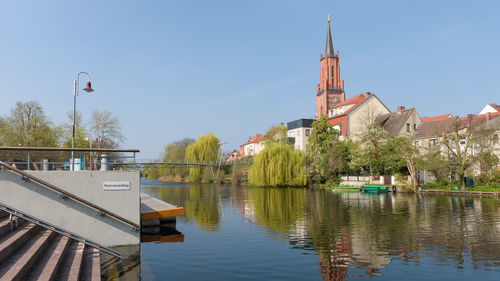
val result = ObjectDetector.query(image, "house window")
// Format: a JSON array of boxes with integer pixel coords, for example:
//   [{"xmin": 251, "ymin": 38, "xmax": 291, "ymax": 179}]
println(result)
[
  {"xmin": 414, "ymin": 124, "xmax": 417, "ymax": 131},
  {"xmin": 406, "ymin": 123, "xmax": 410, "ymax": 132},
  {"xmin": 429, "ymin": 139, "xmax": 437, "ymax": 147},
  {"xmin": 415, "ymin": 141, "xmax": 420, "ymax": 147},
  {"xmin": 305, "ymin": 129, "xmax": 310, "ymax": 136}
]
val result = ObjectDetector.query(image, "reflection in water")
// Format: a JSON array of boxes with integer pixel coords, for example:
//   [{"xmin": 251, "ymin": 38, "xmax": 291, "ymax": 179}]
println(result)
[
  {"xmin": 142, "ymin": 225, "xmax": 185, "ymax": 243},
  {"xmin": 142, "ymin": 181, "xmax": 500, "ymax": 280},
  {"xmin": 101, "ymin": 245, "xmax": 141, "ymax": 281}
]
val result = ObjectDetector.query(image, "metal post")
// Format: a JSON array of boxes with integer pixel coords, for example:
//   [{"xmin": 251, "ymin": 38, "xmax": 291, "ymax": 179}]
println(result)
[
  {"xmin": 72, "ymin": 79, "xmax": 77, "ymax": 171},
  {"xmin": 27, "ymin": 151, "xmax": 30, "ymax": 171}
]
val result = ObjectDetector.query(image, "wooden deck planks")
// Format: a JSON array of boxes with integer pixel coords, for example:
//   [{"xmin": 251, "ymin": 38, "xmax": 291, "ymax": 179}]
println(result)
[{"xmin": 140, "ymin": 193, "xmax": 184, "ymax": 221}]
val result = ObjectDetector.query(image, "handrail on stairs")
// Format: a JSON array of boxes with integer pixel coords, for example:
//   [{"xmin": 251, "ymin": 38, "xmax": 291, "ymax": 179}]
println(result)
[
  {"xmin": 0, "ymin": 161, "xmax": 140, "ymax": 230},
  {"xmin": 0, "ymin": 203, "xmax": 123, "ymax": 259}
]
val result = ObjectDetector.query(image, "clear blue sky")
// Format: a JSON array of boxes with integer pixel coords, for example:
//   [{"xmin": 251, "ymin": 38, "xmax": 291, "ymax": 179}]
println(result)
[{"xmin": 1, "ymin": 0, "xmax": 499, "ymax": 159}]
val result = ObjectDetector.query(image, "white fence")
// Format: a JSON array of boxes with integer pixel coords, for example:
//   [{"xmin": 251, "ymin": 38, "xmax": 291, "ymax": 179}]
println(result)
[{"xmin": 340, "ymin": 175, "xmax": 394, "ymax": 186}]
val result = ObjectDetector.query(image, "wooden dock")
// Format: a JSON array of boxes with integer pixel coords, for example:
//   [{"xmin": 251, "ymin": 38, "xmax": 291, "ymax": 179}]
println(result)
[{"xmin": 140, "ymin": 193, "xmax": 184, "ymax": 222}]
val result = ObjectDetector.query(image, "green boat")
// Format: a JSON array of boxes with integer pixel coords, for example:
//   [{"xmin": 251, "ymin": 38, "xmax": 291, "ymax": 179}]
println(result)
[
  {"xmin": 361, "ymin": 185, "xmax": 390, "ymax": 193},
  {"xmin": 332, "ymin": 186, "xmax": 361, "ymax": 192}
]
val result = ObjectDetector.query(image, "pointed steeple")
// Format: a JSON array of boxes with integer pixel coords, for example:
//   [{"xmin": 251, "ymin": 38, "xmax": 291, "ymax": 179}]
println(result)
[{"xmin": 325, "ymin": 15, "xmax": 334, "ymax": 57}]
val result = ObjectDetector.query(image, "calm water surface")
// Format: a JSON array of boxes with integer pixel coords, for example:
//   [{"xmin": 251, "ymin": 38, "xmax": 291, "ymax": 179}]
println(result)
[{"xmin": 138, "ymin": 180, "xmax": 500, "ymax": 280}]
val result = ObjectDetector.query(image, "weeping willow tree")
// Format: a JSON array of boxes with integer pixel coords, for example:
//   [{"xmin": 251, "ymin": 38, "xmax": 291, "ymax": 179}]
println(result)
[
  {"xmin": 249, "ymin": 142, "xmax": 306, "ymax": 187},
  {"xmin": 185, "ymin": 133, "xmax": 220, "ymax": 182}
]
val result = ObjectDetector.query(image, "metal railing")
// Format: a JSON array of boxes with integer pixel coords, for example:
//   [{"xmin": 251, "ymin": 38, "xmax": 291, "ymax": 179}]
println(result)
[
  {"xmin": 0, "ymin": 147, "xmax": 140, "ymax": 171},
  {"xmin": 0, "ymin": 161, "xmax": 141, "ymax": 231},
  {"xmin": 0, "ymin": 203, "xmax": 123, "ymax": 259},
  {"xmin": 130, "ymin": 158, "xmax": 253, "ymax": 168}
]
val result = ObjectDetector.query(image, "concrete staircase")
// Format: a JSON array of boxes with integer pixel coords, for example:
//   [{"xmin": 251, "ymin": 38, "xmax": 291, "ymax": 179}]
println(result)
[{"xmin": 0, "ymin": 211, "xmax": 100, "ymax": 281}]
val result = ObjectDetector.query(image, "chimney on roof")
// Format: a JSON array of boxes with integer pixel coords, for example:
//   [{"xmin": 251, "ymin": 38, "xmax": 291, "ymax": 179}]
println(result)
[
  {"xmin": 397, "ymin": 106, "xmax": 405, "ymax": 112},
  {"xmin": 467, "ymin": 114, "xmax": 475, "ymax": 125}
]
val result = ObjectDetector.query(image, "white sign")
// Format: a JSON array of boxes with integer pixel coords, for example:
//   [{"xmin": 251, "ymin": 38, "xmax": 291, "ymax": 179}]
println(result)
[{"xmin": 103, "ymin": 181, "xmax": 131, "ymax": 191}]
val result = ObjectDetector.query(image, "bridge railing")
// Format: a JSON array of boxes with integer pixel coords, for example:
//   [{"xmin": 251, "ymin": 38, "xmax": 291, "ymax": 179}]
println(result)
[
  {"xmin": 129, "ymin": 158, "xmax": 253, "ymax": 168},
  {"xmin": 0, "ymin": 147, "xmax": 139, "ymax": 171}
]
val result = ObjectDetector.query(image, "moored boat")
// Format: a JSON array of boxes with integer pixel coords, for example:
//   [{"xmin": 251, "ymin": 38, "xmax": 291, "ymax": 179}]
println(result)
[
  {"xmin": 361, "ymin": 185, "xmax": 390, "ymax": 193},
  {"xmin": 332, "ymin": 186, "xmax": 361, "ymax": 192}
]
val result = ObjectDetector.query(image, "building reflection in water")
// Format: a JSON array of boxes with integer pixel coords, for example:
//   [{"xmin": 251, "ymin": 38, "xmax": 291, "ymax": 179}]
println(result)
[{"xmin": 141, "ymin": 182, "xmax": 500, "ymax": 280}]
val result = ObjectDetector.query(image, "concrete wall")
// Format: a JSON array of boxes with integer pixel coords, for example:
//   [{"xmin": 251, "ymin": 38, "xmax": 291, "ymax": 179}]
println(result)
[{"xmin": 0, "ymin": 171, "xmax": 140, "ymax": 247}]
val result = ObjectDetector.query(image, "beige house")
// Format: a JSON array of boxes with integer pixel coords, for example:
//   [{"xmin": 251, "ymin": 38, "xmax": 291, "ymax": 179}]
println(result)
[
  {"xmin": 327, "ymin": 92, "xmax": 390, "ymax": 141},
  {"xmin": 414, "ymin": 116, "xmax": 457, "ymax": 154},
  {"xmin": 375, "ymin": 106, "xmax": 422, "ymax": 136}
]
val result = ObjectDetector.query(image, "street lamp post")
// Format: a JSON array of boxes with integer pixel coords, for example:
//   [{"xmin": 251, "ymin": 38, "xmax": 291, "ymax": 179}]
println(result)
[{"xmin": 72, "ymin": 71, "xmax": 94, "ymax": 171}]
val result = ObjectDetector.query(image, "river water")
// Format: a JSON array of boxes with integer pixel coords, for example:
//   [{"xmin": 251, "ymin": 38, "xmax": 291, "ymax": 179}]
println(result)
[{"xmin": 137, "ymin": 180, "xmax": 500, "ymax": 280}]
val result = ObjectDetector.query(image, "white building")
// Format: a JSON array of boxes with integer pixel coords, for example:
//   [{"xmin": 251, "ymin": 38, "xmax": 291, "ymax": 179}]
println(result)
[
  {"xmin": 287, "ymin": 119, "xmax": 314, "ymax": 151},
  {"xmin": 479, "ymin": 103, "xmax": 500, "ymax": 115}
]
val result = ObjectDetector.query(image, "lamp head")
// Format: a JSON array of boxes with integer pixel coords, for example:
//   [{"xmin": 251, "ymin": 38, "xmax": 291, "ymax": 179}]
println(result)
[{"xmin": 83, "ymin": 81, "xmax": 94, "ymax": 93}]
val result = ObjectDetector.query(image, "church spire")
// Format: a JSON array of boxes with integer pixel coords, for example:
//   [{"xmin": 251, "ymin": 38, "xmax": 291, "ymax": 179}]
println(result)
[{"xmin": 325, "ymin": 15, "xmax": 334, "ymax": 57}]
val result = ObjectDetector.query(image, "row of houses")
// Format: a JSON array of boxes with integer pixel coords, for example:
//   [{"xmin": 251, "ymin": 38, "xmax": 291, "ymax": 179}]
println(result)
[{"xmin": 227, "ymin": 19, "xmax": 500, "ymax": 177}]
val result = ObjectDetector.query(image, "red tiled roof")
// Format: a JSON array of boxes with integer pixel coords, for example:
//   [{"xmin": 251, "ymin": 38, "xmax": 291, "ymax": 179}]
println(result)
[
  {"xmin": 488, "ymin": 103, "xmax": 500, "ymax": 112},
  {"xmin": 333, "ymin": 93, "xmax": 368, "ymax": 108},
  {"xmin": 458, "ymin": 112, "xmax": 500, "ymax": 128},
  {"xmin": 421, "ymin": 114, "xmax": 451, "ymax": 122},
  {"xmin": 240, "ymin": 133, "xmax": 264, "ymax": 147},
  {"xmin": 327, "ymin": 93, "xmax": 370, "ymax": 119}
]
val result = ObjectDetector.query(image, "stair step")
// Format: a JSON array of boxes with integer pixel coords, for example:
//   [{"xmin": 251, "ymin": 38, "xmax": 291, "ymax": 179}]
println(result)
[
  {"xmin": 80, "ymin": 247, "xmax": 101, "ymax": 281},
  {"xmin": 0, "ymin": 216, "xmax": 11, "ymax": 237},
  {"xmin": 26, "ymin": 235, "xmax": 71, "ymax": 281},
  {"xmin": 0, "ymin": 223, "xmax": 39, "ymax": 264},
  {"xmin": 0, "ymin": 211, "xmax": 9, "ymax": 219},
  {"xmin": 55, "ymin": 240, "xmax": 86, "ymax": 281},
  {"xmin": 0, "ymin": 228, "xmax": 54, "ymax": 281}
]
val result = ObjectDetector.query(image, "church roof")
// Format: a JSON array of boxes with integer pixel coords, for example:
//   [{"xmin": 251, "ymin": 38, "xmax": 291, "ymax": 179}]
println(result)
[{"xmin": 325, "ymin": 20, "xmax": 334, "ymax": 57}]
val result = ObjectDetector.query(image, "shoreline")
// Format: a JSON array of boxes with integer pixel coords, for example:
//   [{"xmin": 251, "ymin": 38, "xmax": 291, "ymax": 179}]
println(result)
[{"xmin": 415, "ymin": 189, "xmax": 500, "ymax": 198}]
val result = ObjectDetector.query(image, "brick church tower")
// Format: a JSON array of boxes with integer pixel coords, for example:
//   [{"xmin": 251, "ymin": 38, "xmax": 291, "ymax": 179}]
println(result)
[{"xmin": 315, "ymin": 17, "xmax": 345, "ymax": 119}]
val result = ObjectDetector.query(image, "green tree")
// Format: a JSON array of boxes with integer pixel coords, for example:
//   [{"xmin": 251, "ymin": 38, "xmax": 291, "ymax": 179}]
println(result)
[
  {"xmin": 158, "ymin": 138, "xmax": 195, "ymax": 180},
  {"xmin": 305, "ymin": 115, "xmax": 340, "ymax": 183},
  {"xmin": 185, "ymin": 133, "xmax": 220, "ymax": 182},
  {"xmin": 6, "ymin": 101, "xmax": 58, "ymax": 147},
  {"xmin": 57, "ymin": 111, "xmax": 89, "ymax": 148},
  {"xmin": 263, "ymin": 123, "xmax": 287, "ymax": 143},
  {"xmin": 420, "ymin": 151, "xmax": 452, "ymax": 185},
  {"xmin": 0, "ymin": 117, "xmax": 11, "ymax": 146},
  {"xmin": 249, "ymin": 141, "xmax": 306, "ymax": 187},
  {"xmin": 442, "ymin": 118, "xmax": 496, "ymax": 190},
  {"xmin": 392, "ymin": 135, "xmax": 420, "ymax": 190},
  {"xmin": 353, "ymin": 124, "xmax": 405, "ymax": 176}
]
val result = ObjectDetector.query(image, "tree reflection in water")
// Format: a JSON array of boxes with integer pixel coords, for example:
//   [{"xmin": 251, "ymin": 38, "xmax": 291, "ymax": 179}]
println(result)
[{"xmin": 142, "ymin": 182, "xmax": 500, "ymax": 279}]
